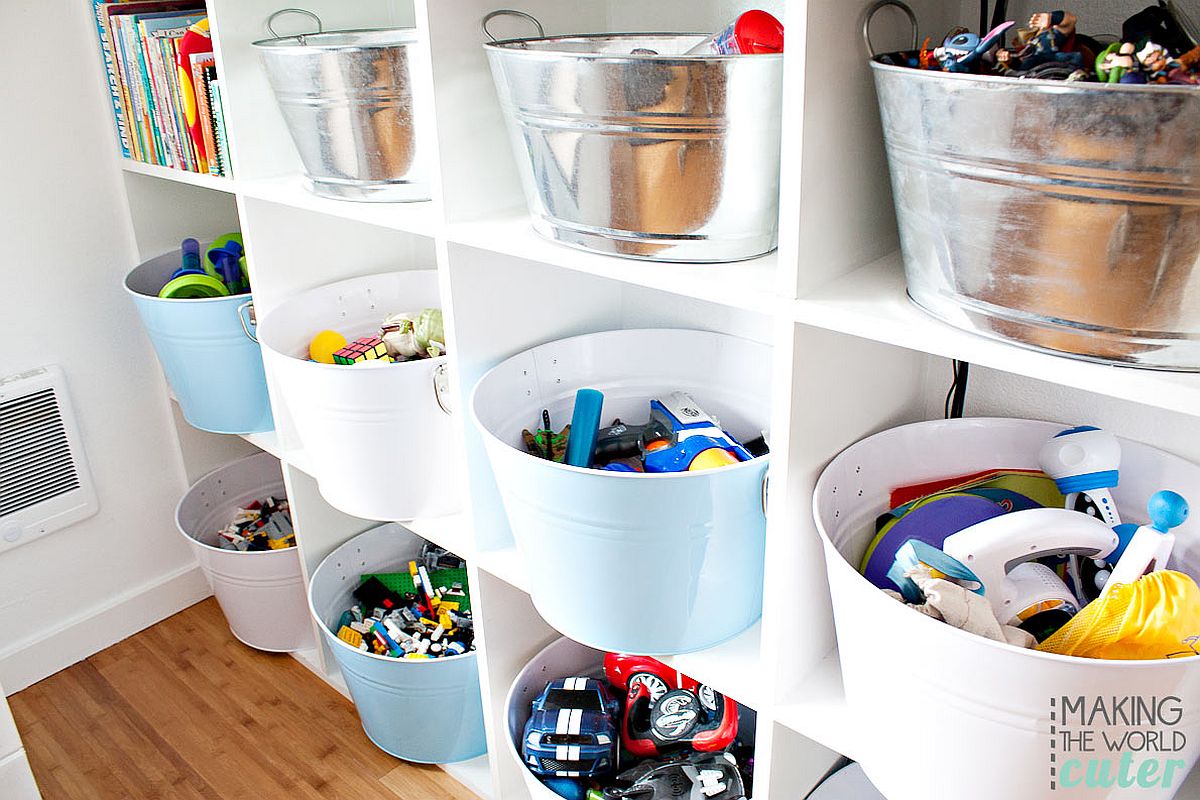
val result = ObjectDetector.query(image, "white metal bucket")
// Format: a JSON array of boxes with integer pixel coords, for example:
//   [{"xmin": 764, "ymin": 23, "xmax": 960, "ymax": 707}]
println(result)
[
  {"xmin": 472, "ymin": 329, "xmax": 771, "ymax": 655},
  {"xmin": 506, "ymin": 637, "xmax": 607, "ymax": 800},
  {"xmin": 257, "ymin": 272, "xmax": 458, "ymax": 521},
  {"xmin": 307, "ymin": 523, "xmax": 486, "ymax": 763},
  {"xmin": 175, "ymin": 453, "xmax": 312, "ymax": 652},
  {"xmin": 814, "ymin": 418, "xmax": 1200, "ymax": 800}
]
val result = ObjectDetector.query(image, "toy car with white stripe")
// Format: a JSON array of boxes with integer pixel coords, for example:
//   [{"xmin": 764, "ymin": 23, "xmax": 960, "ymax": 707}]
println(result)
[{"xmin": 522, "ymin": 677, "xmax": 620, "ymax": 777}]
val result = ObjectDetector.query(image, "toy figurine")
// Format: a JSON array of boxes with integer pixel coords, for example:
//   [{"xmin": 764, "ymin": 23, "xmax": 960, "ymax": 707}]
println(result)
[
  {"xmin": 1169, "ymin": 44, "xmax": 1200, "ymax": 84},
  {"xmin": 934, "ymin": 21, "xmax": 1014, "ymax": 73},
  {"xmin": 996, "ymin": 11, "xmax": 1084, "ymax": 72},
  {"xmin": 380, "ymin": 308, "xmax": 445, "ymax": 360},
  {"xmin": 1096, "ymin": 42, "xmax": 1136, "ymax": 82},
  {"xmin": 1136, "ymin": 42, "xmax": 1179, "ymax": 83}
]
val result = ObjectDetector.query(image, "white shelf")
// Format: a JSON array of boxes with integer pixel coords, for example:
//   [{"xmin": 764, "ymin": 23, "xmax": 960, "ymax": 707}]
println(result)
[
  {"xmin": 237, "ymin": 174, "xmax": 441, "ymax": 236},
  {"xmin": 773, "ymin": 650, "xmax": 863, "ymax": 762},
  {"xmin": 446, "ymin": 211, "xmax": 782, "ymax": 315},
  {"xmin": 440, "ymin": 755, "xmax": 493, "ymax": 800},
  {"xmin": 792, "ymin": 253, "xmax": 1200, "ymax": 418},
  {"xmin": 403, "ymin": 513, "xmax": 476, "ymax": 562},
  {"xmin": 475, "ymin": 545, "xmax": 530, "ymax": 595},
  {"xmin": 238, "ymin": 430, "xmax": 314, "ymax": 476},
  {"xmin": 120, "ymin": 158, "xmax": 237, "ymax": 193},
  {"xmin": 660, "ymin": 621, "xmax": 764, "ymax": 710}
]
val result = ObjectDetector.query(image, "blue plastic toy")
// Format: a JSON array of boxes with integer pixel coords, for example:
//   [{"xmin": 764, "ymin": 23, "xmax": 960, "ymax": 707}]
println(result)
[
  {"xmin": 1104, "ymin": 490, "xmax": 1188, "ymax": 594},
  {"xmin": 565, "ymin": 389, "xmax": 604, "ymax": 468},
  {"xmin": 642, "ymin": 392, "xmax": 751, "ymax": 474},
  {"xmin": 522, "ymin": 677, "xmax": 619, "ymax": 778},
  {"xmin": 158, "ymin": 238, "xmax": 230, "ymax": 299},
  {"xmin": 207, "ymin": 239, "xmax": 247, "ymax": 294},
  {"xmin": 1039, "ymin": 425, "xmax": 1123, "ymax": 526}
]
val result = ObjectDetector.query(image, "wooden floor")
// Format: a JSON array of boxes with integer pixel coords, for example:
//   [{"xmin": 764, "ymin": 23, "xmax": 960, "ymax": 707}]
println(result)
[{"xmin": 8, "ymin": 598, "xmax": 478, "ymax": 800}]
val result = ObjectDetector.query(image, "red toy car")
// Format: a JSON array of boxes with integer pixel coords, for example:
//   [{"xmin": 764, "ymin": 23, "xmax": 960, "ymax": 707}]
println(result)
[{"xmin": 603, "ymin": 653, "xmax": 738, "ymax": 757}]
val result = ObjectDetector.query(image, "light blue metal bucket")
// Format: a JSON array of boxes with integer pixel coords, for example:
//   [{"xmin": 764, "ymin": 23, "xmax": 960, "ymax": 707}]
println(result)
[
  {"xmin": 124, "ymin": 249, "xmax": 273, "ymax": 434},
  {"xmin": 472, "ymin": 329, "xmax": 771, "ymax": 655},
  {"xmin": 308, "ymin": 524, "xmax": 487, "ymax": 763}
]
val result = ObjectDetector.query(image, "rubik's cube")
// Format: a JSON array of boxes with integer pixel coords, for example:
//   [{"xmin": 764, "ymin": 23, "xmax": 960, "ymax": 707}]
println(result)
[{"xmin": 332, "ymin": 336, "xmax": 392, "ymax": 365}]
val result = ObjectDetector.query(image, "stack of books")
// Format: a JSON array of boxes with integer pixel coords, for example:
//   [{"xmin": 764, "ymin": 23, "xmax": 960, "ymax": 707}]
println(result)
[{"xmin": 92, "ymin": 1, "xmax": 231, "ymax": 177}]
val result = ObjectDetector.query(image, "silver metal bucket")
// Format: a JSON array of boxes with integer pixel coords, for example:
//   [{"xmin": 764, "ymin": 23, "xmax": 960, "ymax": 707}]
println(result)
[
  {"xmin": 254, "ymin": 24, "xmax": 427, "ymax": 202},
  {"xmin": 872, "ymin": 59, "xmax": 1200, "ymax": 370},
  {"xmin": 485, "ymin": 33, "xmax": 783, "ymax": 262}
]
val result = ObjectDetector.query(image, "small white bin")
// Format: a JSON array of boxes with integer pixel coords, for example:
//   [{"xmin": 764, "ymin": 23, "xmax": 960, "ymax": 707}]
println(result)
[
  {"xmin": 258, "ymin": 271, "xmax": 459, "ymax": 521},
  {"xmin": 175, "ymin": 453, "xmax": 312, "ymax": 652},
  {"xmin": 815, "ymin": 418, "xmax": 1200, "ymax": 800}
]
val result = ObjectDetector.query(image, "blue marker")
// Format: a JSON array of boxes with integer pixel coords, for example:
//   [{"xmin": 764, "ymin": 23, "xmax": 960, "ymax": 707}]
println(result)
[
  {"xmin": 207, "ymin": 240, "xmax": 246, "ymax": 293},
  {"xmin": 564, "ymin": 389, "xmax": 604, "ymax": 468}
]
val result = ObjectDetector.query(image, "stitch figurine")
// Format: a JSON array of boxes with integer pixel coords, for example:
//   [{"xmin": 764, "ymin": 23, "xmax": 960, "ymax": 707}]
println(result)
[{"xmin": 934, "ymin": 21, "xmax": 1015, "ymax": 73}]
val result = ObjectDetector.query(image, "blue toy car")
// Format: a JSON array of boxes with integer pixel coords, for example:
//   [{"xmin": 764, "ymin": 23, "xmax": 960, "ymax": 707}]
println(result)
[{"xmin": 522, "ymin": 677, "xmax": 620, "ymax": 777}]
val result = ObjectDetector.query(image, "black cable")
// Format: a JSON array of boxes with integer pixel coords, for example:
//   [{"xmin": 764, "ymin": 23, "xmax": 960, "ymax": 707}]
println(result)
[
  {"xmin": 949, "ymin": 360, "xmax": 971, "ymax": 418},
  {"xmin": 980, "ymin": 0, "xmax": 989, "ymax": 37},
  {"xmin": 944, "ymin": 360, "xmax": 959, "ymax": 418},
  {"xmin": 944, "ymin": 360, "xmax": 971, "ymax": 418},
  {"xmin": 990, "ymin": 0, "xmax": 1009, "ymax": 33}
]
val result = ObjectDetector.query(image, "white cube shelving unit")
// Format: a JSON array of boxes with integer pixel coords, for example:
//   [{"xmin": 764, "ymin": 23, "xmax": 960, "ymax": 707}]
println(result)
[{"xmin": 94, "ymin": 0, "xmax": 1200, "ymax": 798}]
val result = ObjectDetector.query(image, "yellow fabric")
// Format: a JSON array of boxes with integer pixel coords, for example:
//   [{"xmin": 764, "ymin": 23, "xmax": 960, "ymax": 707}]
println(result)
[{"xmin": 1038, "ymin": 571, "xmax": 1200, "ymax": 660}]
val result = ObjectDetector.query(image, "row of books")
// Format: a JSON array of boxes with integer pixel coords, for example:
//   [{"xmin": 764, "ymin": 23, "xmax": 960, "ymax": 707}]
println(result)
[{"xmin": 91, "ymin": 1, "xmax": 231, "ymax": 177}]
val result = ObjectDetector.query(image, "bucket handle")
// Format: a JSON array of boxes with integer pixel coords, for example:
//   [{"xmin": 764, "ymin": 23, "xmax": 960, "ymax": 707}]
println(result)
[
  {"xmin": 761, "ymin": 471, "xmax": 769, "ymax": 516},
  {"xmin": 862, "ymin": 0, "xmax": 918, "ymax": 58},
  {"xmin": 433, "ymin": 363, "xmax": 453, "ymax": 415},
  {"xmin": 267, "ymin": 8, "xmax": 323, "ymax": 41},
  {"xmin": 237, "ymin": 300, "xmax": 259, "ymax": 344},
  {"xmin": 482, "ymin": 9, "xmax": 545, "ymax": 43}
]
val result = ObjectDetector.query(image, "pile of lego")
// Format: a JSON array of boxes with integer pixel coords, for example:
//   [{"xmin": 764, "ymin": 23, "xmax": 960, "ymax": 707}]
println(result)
[
  {"xmin": 214, "ymin": 496, "xmax": 294, "ymax": 551},
  {"xmin": 521, "ymin": 390, "xmax": 768, "ymax": 474},
  {"xmin": 332, "ymin": 544, "xmax": 474, "ymax": 660},
  {"xmin": 307, "ymin": 308, "xmax": 445, "ymax": 366},
  {"xmin": 859, "ymin": 425, "xmax": 1200, "ymax": 660},
  {"xmin": 883, "ymin": 5, "xmax": 1200, "ymax": 84},
  {"xmin": 521, "ymin": 654, "xmax": 755, "ymax": 800}
]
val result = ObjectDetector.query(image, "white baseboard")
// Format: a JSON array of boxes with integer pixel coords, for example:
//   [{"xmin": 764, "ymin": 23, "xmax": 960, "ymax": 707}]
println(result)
[{"xmin": 0, "ymin": 564, "xmax": 212, "ymax": 694}]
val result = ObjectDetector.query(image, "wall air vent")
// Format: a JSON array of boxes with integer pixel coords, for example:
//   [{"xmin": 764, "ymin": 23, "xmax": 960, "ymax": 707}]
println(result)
[{"xmin": 0, "ymin": 365, "xmax": 98, "ymax": 553}]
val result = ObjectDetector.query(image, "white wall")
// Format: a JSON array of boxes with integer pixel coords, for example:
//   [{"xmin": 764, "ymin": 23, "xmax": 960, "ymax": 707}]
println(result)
[
  {"xmin": 957, "ymin": 0, "xmax": 1131, "ymax": 37},
  {"xmin": 0, "ymin": 1, "xmax": 210, "ymax": 692}
]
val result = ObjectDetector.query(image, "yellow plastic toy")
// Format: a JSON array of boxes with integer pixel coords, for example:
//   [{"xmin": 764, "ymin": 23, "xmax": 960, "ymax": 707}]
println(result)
[
  {"xmin": 1038, "ymin": 570, "xmax": 1200, "ymax": 660},
  {"xmin": 309, "ymin": 330, "xmax": 347, "ymax": 364}
]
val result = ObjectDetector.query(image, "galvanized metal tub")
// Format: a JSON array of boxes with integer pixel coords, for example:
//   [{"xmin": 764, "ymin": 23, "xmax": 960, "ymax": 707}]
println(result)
[
  {"xmin": 872, "ymin": 59, "xmax": 1200, "ymax": 370},
  {"xmin": 486, "ymin": 34, "xmax": 783, "ymax": 262},
  {"xmin": 253, "ymin": 28, "xmax": 428, "ymax": 202}
]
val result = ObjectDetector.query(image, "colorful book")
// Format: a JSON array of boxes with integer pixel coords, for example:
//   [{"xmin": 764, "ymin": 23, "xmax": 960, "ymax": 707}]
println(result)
[
  {"xmin": 92, "ymin": 0, "xmax": 138, "ymax": 158},
  {"xmin": 191, "ymin": 52, "xmax": 217, "ymax": 174},
  {"xmin": 138, "ymin": 11, "xmax": 206, "ymax": 168},
  {"xmin": 92, "ymin": 2, "xmax": 205, "ymax": 168},
  {"xmin": 208, "ymin": 73, "xmax": 230, "ymax": 177}
]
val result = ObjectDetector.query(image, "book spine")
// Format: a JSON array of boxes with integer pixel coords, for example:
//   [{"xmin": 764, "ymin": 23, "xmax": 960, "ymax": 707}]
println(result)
[
  {"xmin": 114, "ymin": 16, "xmax": 148, "ymax": 162},
  {"xmin": 93, "ymin": 2, "xmax": 132, "ymax": 158},
  {"xmin": 192, "ymin": 56, "xmax": 216, "ymax": 175},
  {"xmin": 140, "ymin": 21, "xmax": 170, "ymax": 166},
  {"xmin": 121, "ymin": 16, "xmax": 152, "ymax": 164},
  {"xmin": 156, "ymin": 34, "xmax": 188, "ymax": 170},
  {"xmin": 209, "ymin": 76, "xmax": 229, "ymax": 177}
]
